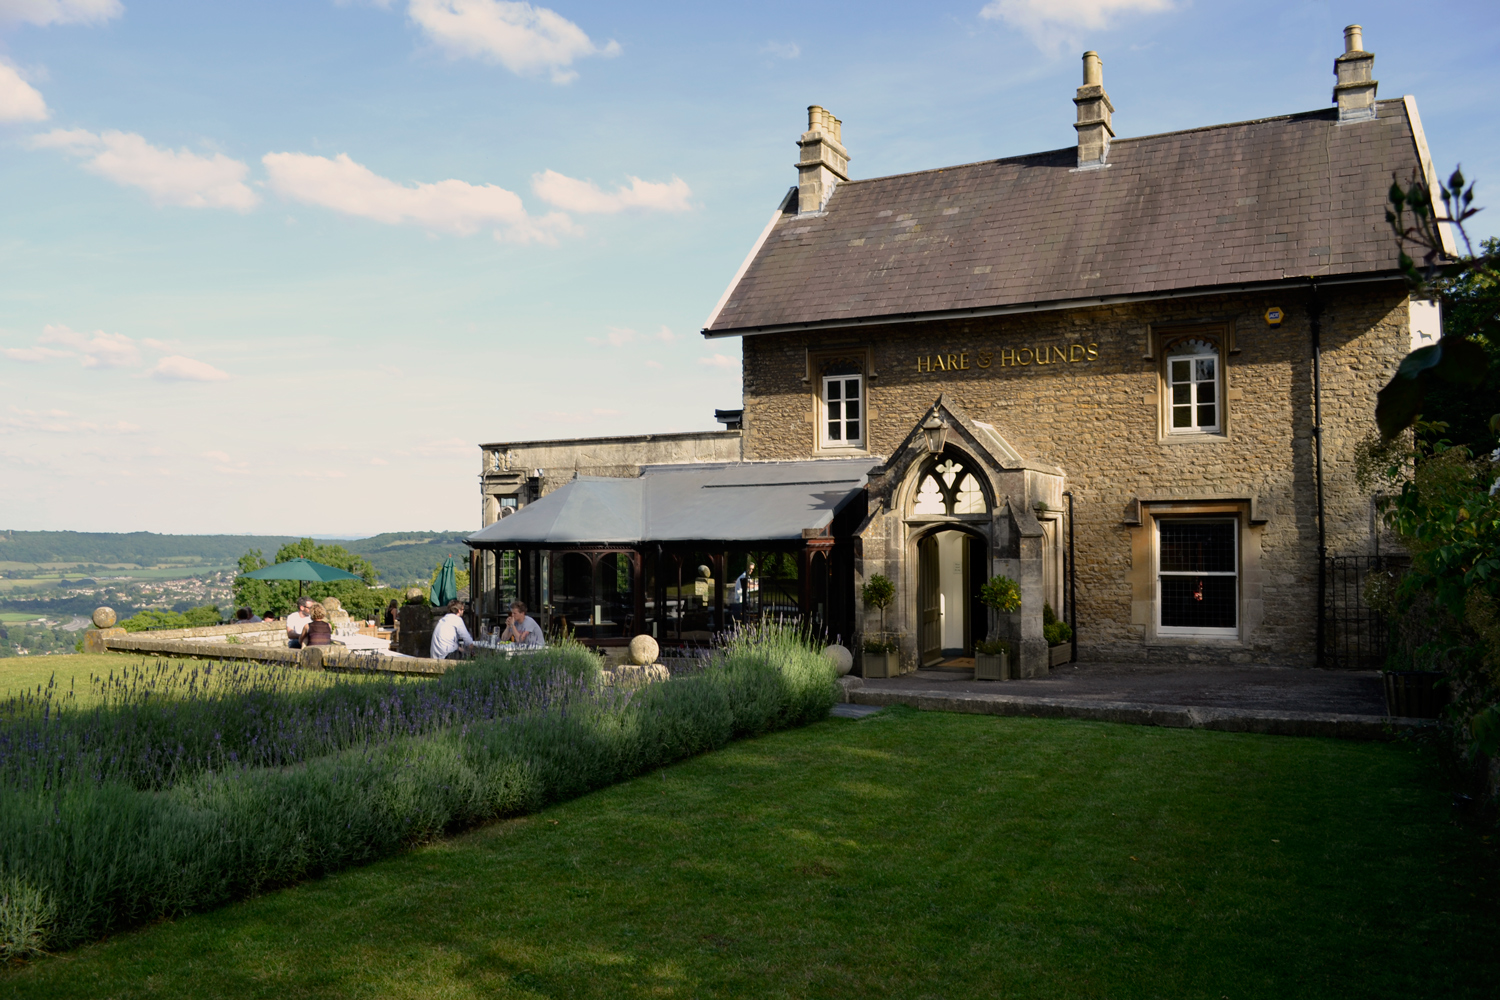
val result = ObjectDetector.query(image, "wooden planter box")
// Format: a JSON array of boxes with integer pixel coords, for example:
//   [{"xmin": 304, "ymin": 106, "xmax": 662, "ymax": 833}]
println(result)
[
  {"xmin": 1048, "ymin": 643, "xmax": 1073, "ymax": 667},
  {"xmin": 862, "ymin": 650, "xmax": 899, "ymax": 679},
  {"xmin": 975, "ymin": 651, "xmax": 1009, "ymax": 681}
]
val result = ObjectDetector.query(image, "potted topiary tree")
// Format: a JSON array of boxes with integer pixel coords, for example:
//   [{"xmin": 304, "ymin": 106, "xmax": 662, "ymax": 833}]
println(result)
[
  {"xmin": 861, "ymin": 574, "xmax": 899, "ymax": 678},
  {"xmin": 976, "ymin": 574, "xmax": 1021, "ymax": 680},
  {"xmin": 1044, "ymin": 602, "xmax": 1074, "ymax": 667}
]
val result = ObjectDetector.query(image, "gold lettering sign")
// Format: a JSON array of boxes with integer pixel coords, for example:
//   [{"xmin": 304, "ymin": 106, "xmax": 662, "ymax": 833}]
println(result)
[{"xmin": 914, "ymin": 343, "xmax": 1099, "ymax": 374}]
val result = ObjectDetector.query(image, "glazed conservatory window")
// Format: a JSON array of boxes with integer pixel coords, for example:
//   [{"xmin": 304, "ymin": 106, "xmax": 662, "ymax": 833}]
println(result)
[
  {"xmin": 1166, "ymin": 340, "xmax": 1220, "ymax": 433},
  {"xmin": 821, "ymin": 375, "xmax": 864, "ymax": 448}
]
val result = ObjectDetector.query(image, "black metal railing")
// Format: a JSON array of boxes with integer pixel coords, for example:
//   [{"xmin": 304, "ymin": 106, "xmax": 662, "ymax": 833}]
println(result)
[{"xmin": 1321, "ymin": 554, "xmax": 1406, "ymax": 670}]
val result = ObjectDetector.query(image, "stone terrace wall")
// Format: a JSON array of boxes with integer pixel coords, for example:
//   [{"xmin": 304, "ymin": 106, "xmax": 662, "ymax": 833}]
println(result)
[{"xmin": 742, "ymin": 283, "xmax": 1411, "ymax": 665}]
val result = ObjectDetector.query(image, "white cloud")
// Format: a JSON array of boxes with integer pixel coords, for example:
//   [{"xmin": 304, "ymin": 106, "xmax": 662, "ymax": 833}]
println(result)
[
  {"xmin": 406, "ymin": 0, "xmax": 619, "ymax": 83},
  {"xmin": 0, "ymin": 62, "xmax": 48, "ymax": 122},
  {"xmin": 532, "ymin": 170, "xmax": 691, "ymax": 214},
  {"xmin": 148, "ymin": 355, "xmax": 229, "ymax": 382},
  {"xmin": 587, "ymin": 324, "xmax": 675, "ymax": 347},
  {"xmin": 2, "ymin": 345, "xmax": 71, "ymax": 362},
  {"xmin": 698, "ymin": 353, "xmax": 737, "ymax": 370},
  {"xmin": 979, "ymin": 0, "xmax": 1175, "ymax": 52},
  {"xmin": 0, "ymin": 0, "xmax": 123, "ymax": 26},
  {"xmin": 263, "ymin": 151, "xmax": 574, "ymax": 242},
  {"xmin": 28, "ymin": 128, "xmax": 258, "ymax": 211},
  {"xmin": 0, "ymin": 406, "xmax": 138, "ymax": 434},
  {"xmin": 761, "ymin": 41, "xmax": 800, "ymax": 59},
  {"xmin": 38, "ymin": 324, "xmax": 140, "ymax": 368}
]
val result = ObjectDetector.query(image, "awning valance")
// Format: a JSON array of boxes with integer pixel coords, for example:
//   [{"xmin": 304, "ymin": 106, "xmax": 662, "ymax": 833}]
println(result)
[{"xmin": 466, "ymin": 459, "xmax": 873, "ymax": 547}]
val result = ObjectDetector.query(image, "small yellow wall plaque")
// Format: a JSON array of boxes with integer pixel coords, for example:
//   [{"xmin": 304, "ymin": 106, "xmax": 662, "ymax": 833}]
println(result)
[{"xmin": 1265, "ymin": 306, "xmax": 1285, "ymax": 325}]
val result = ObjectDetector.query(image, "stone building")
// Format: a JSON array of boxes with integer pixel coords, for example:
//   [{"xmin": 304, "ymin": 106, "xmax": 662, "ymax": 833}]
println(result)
[{"xmin": 471, "ymin": 27, "xmax": 1448, "ymax": 674}]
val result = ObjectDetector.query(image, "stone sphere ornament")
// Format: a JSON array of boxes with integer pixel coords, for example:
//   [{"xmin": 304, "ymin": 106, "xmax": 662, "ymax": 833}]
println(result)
[
  {"xmin": 92, "ymin": 606, "xmax": 117, "ymax": 629},
  {"xmin": 823, "ymin": 644, "xmax": 854, "ymax": 677},
  {"xmin": 628, "ymin": 634, "xmax": 660, "ymax": 666}
]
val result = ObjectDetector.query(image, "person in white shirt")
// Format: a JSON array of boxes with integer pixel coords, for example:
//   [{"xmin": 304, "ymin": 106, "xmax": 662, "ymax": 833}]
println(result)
[
  {"xmin": 500, "ymin": 601, "xmax": 545, "ymax": 647},
  {"xmin": 286, "ymin": 597, "xmax": 313, "ymax": 648},
  {"xmin": 430, "ymin": 600, "xmax": 475, "ymax": 660}
]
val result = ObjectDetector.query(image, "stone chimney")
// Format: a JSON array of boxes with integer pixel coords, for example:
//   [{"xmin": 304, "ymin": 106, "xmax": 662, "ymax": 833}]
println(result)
[
  {"xmin": 1073, "ymin": 51, "xmax": 1114, "ymax": 170},
  {"xmin": 796, "ymin": 105, "xmax": 849, "ymax": 214},
  {"xmin": 1333, "ymin": 24, "xmax": 1377, "ymax": 123}
]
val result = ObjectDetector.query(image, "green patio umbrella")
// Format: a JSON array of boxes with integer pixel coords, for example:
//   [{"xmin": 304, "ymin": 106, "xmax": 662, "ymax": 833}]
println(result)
[
  {"xmin": 430, "ymin": 556, "xmax": 459, "ymax": 607},
  {"xmin": 241, "ymin": 558, "xmax": 364, "ymax": 597}
]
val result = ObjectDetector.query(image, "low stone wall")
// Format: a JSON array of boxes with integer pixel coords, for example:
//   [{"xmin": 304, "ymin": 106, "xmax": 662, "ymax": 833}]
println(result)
[{"xmin": 85, "ymin": 627, "xmax": 451, "ymax": 677}]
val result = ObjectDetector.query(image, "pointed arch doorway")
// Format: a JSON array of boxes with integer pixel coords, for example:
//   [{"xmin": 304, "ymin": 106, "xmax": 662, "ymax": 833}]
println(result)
[{"xmin": 917, "ymin": 529, "xmax": 988, "ymax": 666}]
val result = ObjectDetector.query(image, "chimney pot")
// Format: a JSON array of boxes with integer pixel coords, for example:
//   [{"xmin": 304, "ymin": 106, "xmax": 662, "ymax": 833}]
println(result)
[
  {"xmin": 1073, "ymin": 50, "xmax": 1115, "ymax": 170},
  {"xmin": 1082, "ymin": 51, "xmax": 1103, "ymax": 86},
  {"xmin": 795, "ymin": 104, "xmax": 850, "ymax": 214},
  {"xmin": 1333, "ymin": 25, "xmax": 1377, "ymax": 123}
]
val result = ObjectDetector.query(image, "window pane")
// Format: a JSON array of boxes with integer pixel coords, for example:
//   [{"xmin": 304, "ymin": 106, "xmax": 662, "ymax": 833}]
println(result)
[
  {"xmin": 1171, "ymin": 360, "xmax": 1189, "ymax": 382},
  {"xmin": 1172, "ymin": 384, "xmax": 1191, "ymax": 405},
  {"xmin": 1172, "ymin": 406, "xmax": 1192, "ymax": 428},
  {"xmin": 1161, "ymin": 575, "xmax": 1237, "ymax": 629},
  {"xmin": 1198, "ymin": 404, "xmax": 1217, "ymax": 428},
  {"xmin": 955, "ymin": 474, "xmax": 986, "ymax": 515},
  {"xmin": 827, "ymin": 422, "xmax": 842, "ymax": 441},
  {"xmin": 846, "ymin": 420, "xmax": 860, "ymax": 441},
  {"xmin": 1159, "ymin": 521, "xmax": 1235, "ymax": 572},
  {"xmin": 844, "ymin": 378, "xmax": 860, "ymax": 400},
  {"xmin": 1197, "ymin": 381, "xmax": 1216, "ymax": 404},
  {"xmin": 826, "ymin": 401, "xmax": 838, "ymax": 421},
  {"xmin": 827, "ymin": 380, "xmax": 841, "ymax": 400},
  {"xmin": 1195, "ymin": 358, "xmax": 1216, "ymax": 382},
  {"xmin": 845, "ymin": 397, "xmax": 860, "ymax": 420},
  {"xmin": 913, "ymin": 475, "xmax": 945, "ymax": 515}
]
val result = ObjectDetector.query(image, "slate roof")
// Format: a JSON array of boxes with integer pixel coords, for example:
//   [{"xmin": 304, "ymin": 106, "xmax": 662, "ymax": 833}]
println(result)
[
  {"xmin": 705, "ymin": 100, "xmax": 1434, "ymax": 336},
  {"xmin": 466, "ymin": 459, "xmax": 872, "ymax": 546}
]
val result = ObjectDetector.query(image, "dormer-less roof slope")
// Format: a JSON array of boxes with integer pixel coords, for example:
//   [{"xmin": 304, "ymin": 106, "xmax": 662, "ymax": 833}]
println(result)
[{"xmin": 705, "ymin": 100, "xmax": 1438, "ymax": 337}]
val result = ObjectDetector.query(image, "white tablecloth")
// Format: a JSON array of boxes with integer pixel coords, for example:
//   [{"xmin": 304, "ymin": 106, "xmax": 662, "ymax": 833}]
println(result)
[{"xmin": 332, "ymin": 634, "xmax": 392, "ymax": 652}]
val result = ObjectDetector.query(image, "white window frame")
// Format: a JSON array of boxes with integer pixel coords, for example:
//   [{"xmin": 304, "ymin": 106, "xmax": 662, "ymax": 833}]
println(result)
[
  {"xmin": 820, "ymin": 374, "xmax": 865, "ymax": 449},
  {"xmin": 1164, "ymin": 340, "xmax": 1221, "ymax": 435},
  {"xmin": 1155, "ymin": 516, "xmax": 1238, "ymax": 637}
]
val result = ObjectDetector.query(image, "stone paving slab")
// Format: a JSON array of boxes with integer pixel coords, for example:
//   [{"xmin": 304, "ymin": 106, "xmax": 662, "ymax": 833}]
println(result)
[
  {"xmin": 829, "ymin": 703, "xmax": 886, "ymax": 720},
  {"xmin": 844, "ymin": 685, "xmax": 1429, "ymax": 740},
  {"xmin": 834, "ymin": 662, "xmax": 1429, "ymax": 741}
]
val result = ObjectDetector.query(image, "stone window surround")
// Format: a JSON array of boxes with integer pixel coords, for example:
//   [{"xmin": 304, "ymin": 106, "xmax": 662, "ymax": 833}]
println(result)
[
  {"xmin": 1125, "ymin": 496, "xmax": 1266, "ymax": 647},
  {"xmin": 1142, "ymin": 321, "xmax": 1243, "ymax": 444},
  {"xmin": 804, "ymin": 344, "xmax": 879, "ymax": 455}
]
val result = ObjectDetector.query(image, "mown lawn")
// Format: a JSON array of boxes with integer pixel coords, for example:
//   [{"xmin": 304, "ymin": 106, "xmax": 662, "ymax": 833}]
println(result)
[
  {"xmin": 0, "ymin": 653, "xmax": 136, "ymax": 702},
  {"xmin": 4, "ymin": 707, "xmax": 1495, "ymax": 999}
]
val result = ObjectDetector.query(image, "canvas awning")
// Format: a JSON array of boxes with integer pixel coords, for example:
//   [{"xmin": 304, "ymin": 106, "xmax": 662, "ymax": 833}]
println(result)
[{"xmin": 466, "ymin": 459, "xmax": 873, "ymax": 547}]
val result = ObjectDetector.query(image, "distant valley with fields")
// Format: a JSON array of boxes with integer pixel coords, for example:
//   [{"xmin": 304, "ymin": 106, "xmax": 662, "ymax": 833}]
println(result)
[{"xmin": 0, "ymin": 530, "xmax": 472, "ymax": 657}]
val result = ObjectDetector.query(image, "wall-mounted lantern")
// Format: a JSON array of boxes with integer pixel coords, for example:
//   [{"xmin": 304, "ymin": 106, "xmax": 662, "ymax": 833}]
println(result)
[{"xmin": 921, "ymin": 414, "xmax": 948, "ymax": 454}]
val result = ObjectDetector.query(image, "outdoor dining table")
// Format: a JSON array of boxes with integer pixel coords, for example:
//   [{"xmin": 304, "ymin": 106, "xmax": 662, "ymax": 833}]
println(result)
[{"xmin": 331, "ymin": 633, "xmax": 392, "ymax": 653}]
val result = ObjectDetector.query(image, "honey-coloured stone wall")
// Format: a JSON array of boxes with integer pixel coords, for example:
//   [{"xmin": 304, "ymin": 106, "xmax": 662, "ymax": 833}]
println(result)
[{"xmin": 741, "ymin": 283, "xmax": 1411, "ymax": 665}]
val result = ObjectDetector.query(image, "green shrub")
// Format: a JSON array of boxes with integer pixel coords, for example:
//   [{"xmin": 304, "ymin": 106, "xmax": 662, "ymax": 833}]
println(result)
[
  {"xmin": 976, "ymin": 639, "xmax": 1010, "ymax": 656},
  {"xmin": 862, "ymin": 636, "xmax": 899, "ymax": 655},
  {"xmin": 118, "ymin": 606, "xmax": 222, "ymax": 633}
]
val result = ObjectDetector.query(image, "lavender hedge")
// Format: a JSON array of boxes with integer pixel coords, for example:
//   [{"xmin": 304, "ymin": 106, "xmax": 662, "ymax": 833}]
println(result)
[{"xmin": 0, "ymin": 625, "xmax": 837, "ymax": 957}]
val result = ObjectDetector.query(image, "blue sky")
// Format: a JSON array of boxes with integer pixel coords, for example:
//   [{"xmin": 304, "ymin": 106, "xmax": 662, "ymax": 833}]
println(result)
[{"xmin": 1, "ymin": 0, "xmax": 1495, "ymax": 536}]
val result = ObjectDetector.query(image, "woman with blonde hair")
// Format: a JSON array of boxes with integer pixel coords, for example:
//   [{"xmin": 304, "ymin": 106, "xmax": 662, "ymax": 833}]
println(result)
[{"xmin": 301, "ymin": 602, "xmax": 335, "ymax": 647}]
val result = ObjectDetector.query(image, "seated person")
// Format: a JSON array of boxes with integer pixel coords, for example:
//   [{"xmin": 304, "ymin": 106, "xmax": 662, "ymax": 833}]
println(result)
[
  {"xmin": 286, "ymin": 597, "xmax": 312, "ymax": 648},
  {"xmin": 430, "ymin": 600, "xmax": 475, "ymax": 660},
  {"xmin": 301, "ymin": 603, "xmax": 334, "ymax": 646},
  {"xmin": 234, "ymin": 606, "xmax": 263, "ymax": 623},
  {"xmin": 382, "ymin": 599, "xmax": 399, "ymax": 628},
  {"xmin": 500, "ymin": 600, "xmax": 545, "ymax": 648}
]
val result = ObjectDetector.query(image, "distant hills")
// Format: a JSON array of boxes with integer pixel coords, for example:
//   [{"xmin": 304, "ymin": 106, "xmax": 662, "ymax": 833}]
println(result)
[{"xmin": 0, "ymin": 530, "xmax": 473, "ymax": 586}]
